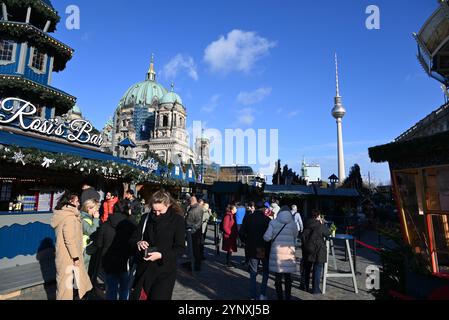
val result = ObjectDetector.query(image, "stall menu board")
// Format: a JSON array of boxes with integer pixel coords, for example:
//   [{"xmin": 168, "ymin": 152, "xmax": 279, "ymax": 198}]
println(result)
[
  {"xmin": 18, "ymin": 195, "xmax": 37, "ymax": 212},
  {"xmin": 38, "ymin": 193, "xmax": 52, "ymax": 212}
]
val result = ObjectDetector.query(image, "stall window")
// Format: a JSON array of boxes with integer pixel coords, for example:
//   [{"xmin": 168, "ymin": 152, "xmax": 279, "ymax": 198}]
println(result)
[
  {"xmin": 0, "ymin": 182, "xmax": 12, "ymax": 201},
  {"xmin": 429, "ymin": 214, "xmax": 449, "ymax": 273},
  {"xmin": 424, "ymin": 168, "xmax": 441, "ymax": 211},
  {"xmin": 29, "ymin": 47, "xmax": 47, "ymax": 73},
  {"xmin": 0, "ymin": 40, "xmax": 16, "ymax": 64},
  {"xmin": 395, "ymin": 171, "xmax": 430, "ymax": 261}
]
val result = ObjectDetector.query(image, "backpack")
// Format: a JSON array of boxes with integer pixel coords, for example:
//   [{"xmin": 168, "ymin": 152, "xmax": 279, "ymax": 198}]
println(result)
[{"xmin": 301, "ymin": 228, "xmax": 317, "ymax": 255}]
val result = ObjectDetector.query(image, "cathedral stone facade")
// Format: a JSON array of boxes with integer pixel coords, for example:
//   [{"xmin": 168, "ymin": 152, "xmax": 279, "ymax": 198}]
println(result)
[{"xmin": 102, "ymin": 56, "xmax": 199, "ymax": 164}]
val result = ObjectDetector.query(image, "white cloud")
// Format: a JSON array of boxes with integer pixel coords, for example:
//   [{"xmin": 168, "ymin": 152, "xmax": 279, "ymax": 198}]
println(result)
[
  {"xmin": 163, "ymin": 54, "xmax": 198, "ymax": 81},
  {"xmin": 204, "ymin": 29, "xmax": 276, "ymax": 74},
  {"xmin": 201, "ymin": 94, "xmax": 221, "ymax": 113},
  {"xmin": 236, "ymin": 108, "xmax": 256, "ymax": 126},
  {"xmin": 237, "ymin": 87, "xmax": 272, "ymax": 105},
  {"xmin": 287, "ymin": 110, "xmax": 300, "ymax": 117}
]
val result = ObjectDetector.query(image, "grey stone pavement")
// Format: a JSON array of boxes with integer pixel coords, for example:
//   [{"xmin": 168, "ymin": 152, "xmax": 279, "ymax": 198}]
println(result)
[{"xmin": 10, "ymin": 226, "xmax": 385, "ymax": 300}]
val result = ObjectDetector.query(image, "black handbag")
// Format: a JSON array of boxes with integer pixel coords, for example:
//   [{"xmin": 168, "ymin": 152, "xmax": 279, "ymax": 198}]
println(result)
[{"xmin": 258, "ymin": 224, "xmax": 288, "ymax": 259}]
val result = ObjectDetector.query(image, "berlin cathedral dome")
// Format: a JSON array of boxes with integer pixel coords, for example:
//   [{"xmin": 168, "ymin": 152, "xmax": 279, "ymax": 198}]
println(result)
[{"xmin": 102, "ymin": 55, "xmax": 196, "ymax": 165}]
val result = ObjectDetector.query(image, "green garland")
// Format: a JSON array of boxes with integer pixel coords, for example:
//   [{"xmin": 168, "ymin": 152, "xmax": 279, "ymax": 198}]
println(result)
[
  {"xmin": 0, "ymin": 144, "xmax": 189, "ymax": 186},
  {"xmin": 0, "ymin": 21, "xmax": 73, "ymax": 72},
  {"xmin": 0, "ymin": 77, "xmax": 76, "ymax": 111},
  {"xmin": 2, "ymin": 0, "xmax": 60, "ymax": 31}
]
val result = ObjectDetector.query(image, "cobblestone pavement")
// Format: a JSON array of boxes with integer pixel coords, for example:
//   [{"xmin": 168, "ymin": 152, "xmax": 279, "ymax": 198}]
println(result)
[{"xmin": 11, "ymin": 227, "xmax": 384, "ymax": 300}]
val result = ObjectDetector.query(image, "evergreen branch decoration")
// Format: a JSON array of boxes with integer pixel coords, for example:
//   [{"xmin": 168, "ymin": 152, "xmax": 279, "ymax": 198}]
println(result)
[
  {"xmin": 0, "ymin": 76, "xmax": 76, "ymax": 111},
  {"xmin": 1, "ymin": 0, "xmax": 60, "ymax": 31},
  {"xmin": 0, "ymin": 144, "xmax": 189, "ymax": 186},
  {"xmin": 0, "ymin": 21, "xmax": 73, "ymax": 71}
]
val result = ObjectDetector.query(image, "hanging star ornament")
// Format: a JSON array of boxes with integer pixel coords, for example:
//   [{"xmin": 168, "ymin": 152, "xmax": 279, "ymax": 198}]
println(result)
[
  {"xmin": 12, "ymin": 151, "xmax": 25, "ymax": 165},
  {"xmin": 41, "ymin": 157, "xmax": 56, "ymax": 168}
]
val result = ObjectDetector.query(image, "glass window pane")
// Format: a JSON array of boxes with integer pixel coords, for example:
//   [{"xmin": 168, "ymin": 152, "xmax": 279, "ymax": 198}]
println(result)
[
  {"xmin": 0, "ymin": 40, "xmax": 14, "ymax": 62},
  {"xmin": 430, "ymin": 214, "xmax": 449, "ymax": 273},
  {"xmin": 395, "ymin": 171, "xmax": 431, "ymax": 263},
  {"xmin": 425, "ymin": 168, "xmax": 441, "ymax": 211},
  {"xmin": 437, "ymin": 168, "xmax": 449, "ymax": 211},
  {"xmin": 32, "ymin": 49, "xmax": 45, "ymax": 71}
]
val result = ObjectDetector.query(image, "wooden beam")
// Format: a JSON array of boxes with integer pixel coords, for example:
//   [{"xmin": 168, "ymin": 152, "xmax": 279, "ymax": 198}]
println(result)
[
  {"xmin": 25, "ymin": 7, "xmax": 32, "ymax": 23},
  {"xmin": 2, "ymin": 3, "xmax": 8, "ymax": 21},
  {"xmin": 43, "ymin": 20, "xmax": 51, "ymax": 32}
]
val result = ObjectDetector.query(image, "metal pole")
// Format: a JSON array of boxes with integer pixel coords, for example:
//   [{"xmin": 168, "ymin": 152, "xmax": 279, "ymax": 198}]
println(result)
[
  {"xmin": 186, "ymin": 228, "xmax": 195, "ymax": 275},
  {"xmin": 201, "ymin": 129, "xmax": 204, "ymax": 184},
  {"xmin": 215, "ymin": 220, "xmax": 220, "ymax": 255}
]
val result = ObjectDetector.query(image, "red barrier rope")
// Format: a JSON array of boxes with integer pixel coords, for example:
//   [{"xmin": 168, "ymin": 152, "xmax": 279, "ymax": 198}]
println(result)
[{"xmin": 355, "ymin": 239, "xmax": 382, "ymax": 252}]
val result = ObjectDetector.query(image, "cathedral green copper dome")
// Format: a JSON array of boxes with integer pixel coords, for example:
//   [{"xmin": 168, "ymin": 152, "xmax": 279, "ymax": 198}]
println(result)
[
  {"xmin": 161, "ymin": 91, "xmax": 183, "ymax": 105},
  {"xmin": 120, "ymin": 80, "xmax": 168, "ymax": 108}
]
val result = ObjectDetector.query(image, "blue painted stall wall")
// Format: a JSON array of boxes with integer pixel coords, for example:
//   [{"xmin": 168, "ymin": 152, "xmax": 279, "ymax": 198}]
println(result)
[
  {"xmin": 0, "ymin": 42, "xmax": 21, "ymax": 74},
  {"xmin": 45, "ymin": 106, "xmax": 54, "ymax": 119},
  {"xmin": 23, "ymin": 47, "xmax": 51, "ymax": 85},
  {"xmin": 170, "ymin": 165, "xmax": 183, "ymax": 180},
  {"xmin": 185, "ymin": 164, "xmax": 197, "ymax": 183},
  {"xmin": 0, "ymin": 222, "xmax": 55, "ymax": 259}
]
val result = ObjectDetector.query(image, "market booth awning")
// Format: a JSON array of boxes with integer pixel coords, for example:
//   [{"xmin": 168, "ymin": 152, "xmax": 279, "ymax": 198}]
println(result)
[
  {"xmin": 315, "ymin": 188, "xmax": 360, "ymax": 198},
  {"xmin": 212, "ymin": 182, "xmax": 244, "ymax": 193},
  {"xmin": 369, "ymin": 129, "xmax": 449, "ymax": 169},
  {"xmin": 0, "ymin": 130, "xmax": 132, "ymax": 166},
  {"xmin": 264, "ymin": 185, "xmax": 315, "ymax": 196}
]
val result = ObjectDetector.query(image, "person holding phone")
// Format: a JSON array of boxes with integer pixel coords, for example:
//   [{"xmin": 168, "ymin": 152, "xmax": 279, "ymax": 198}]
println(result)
[{"xmin": 129, "ymin": 190, "xmax": 186, "ymax": 300}]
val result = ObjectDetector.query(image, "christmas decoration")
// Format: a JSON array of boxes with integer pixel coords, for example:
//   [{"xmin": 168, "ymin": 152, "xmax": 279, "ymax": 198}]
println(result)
[
  {"xmin": 0, "ymin": 144, "xmax": 189, "ymax": 186},
  {"xmin": 41, "ymin": 157, "xmax": 56, "ymax": 168},
  {"xmin": 12, "ymin": 151, "xmax": 25, "ymax": 165}
]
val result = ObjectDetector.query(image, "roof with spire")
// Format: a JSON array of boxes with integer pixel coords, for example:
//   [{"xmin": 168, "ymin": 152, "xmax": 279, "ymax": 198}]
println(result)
[
  {"xmin": 119, "ymin": 138, "xmax": 137, "ymax": 148},
  {"xmin": 118, "ymin": 54, "xmax": 184, "ymax": 108},
  {"xmin": 161, "ymin": 83, "xmax": 183, "ymax": 105},
  {"xmin": 146, "ymin": 53, "xmax": 157, "ymax": 82}
]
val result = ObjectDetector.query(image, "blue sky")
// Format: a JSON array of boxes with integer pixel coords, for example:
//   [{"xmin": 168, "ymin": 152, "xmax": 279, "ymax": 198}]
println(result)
[{"xmin": 50, "ymin": 0, "xmax": 443, "ymax": 185}]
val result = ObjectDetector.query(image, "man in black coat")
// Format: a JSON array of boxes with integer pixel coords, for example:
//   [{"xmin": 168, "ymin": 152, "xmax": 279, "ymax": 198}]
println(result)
[
  {"xmin": 184, "ymin": 196, "xmax": 204, "ymax": 271},
  {"xmin": 124, "ymin": 190, "xmax": 143, "ymax": 218},
  {"xmin": 80, "ymin": 182, "xmax": 100, "ymax": 206},
  {"xmin": 239, "ymin": 201, "xmax": 271, "ymax": 300},
  {"xmin": 97, "ymin": 201, "xmax": 137, "ymax": 300},
  {"xmin": 301, "ymin": 210, "xmax": 331, "ymax": 294}
]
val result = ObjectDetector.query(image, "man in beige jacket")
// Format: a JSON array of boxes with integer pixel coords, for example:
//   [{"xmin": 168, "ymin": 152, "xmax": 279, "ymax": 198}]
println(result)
[{"xmin": 51, "ymin": 194, "xmax": 93, "ymax": 300}]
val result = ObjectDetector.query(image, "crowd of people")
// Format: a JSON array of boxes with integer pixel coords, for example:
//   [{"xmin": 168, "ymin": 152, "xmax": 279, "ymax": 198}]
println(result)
[
  {"xmin": 50, "ymin": 183, "xmax": 330, "ymax": 301},
  {"xmin": 222, "ymin": 200, "xmax": 330, "ymax": 300}
]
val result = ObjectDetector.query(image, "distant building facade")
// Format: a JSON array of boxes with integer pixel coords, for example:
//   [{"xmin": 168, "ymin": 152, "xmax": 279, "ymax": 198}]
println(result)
[{"xmin": 301, "ymin": 159, "xmax": 322, "ymax": 185}]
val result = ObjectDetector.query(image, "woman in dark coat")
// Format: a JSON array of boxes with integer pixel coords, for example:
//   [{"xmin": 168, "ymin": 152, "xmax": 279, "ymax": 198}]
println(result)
[
  {"xmin": 222, "ymin": 205, "xmax": 238, "ymax": 267},
  {"xmin": 97, "ymin": 201, "xmax": 137, "ymax": 300},
  {"xmin": 301, "ymin": 210, "xmax": 330, "ymax": 294},
  {"xmin": 129, "ymin": 190, "xmax": 185, "ymax": 300}
]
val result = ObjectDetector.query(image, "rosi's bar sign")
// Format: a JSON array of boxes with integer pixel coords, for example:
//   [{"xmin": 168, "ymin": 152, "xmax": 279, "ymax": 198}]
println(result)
[{"xmin": 0, "ymin": 98, "xmax": 103, "ymax": 147}]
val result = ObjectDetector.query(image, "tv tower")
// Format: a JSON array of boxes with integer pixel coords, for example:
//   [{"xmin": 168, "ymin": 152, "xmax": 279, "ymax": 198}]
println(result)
[{"xmin": 332, "ymin": 53, "xmax": 346, "ymax": 183}]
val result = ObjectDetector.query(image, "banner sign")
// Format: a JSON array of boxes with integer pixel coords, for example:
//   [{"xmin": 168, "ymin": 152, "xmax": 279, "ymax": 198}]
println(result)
[
  {"xmin": 0, "ymin": 97, "xmax": 103, "ymax": 147},
  {"xmin": 133, "ymin": 154, "xmax": 159, "ymax": 173}
]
